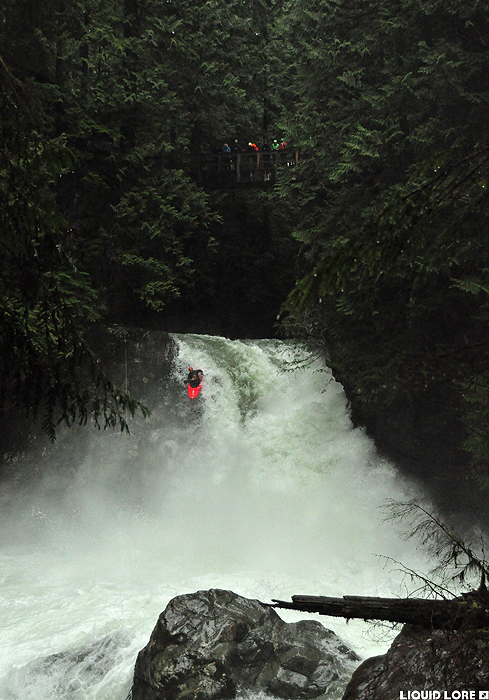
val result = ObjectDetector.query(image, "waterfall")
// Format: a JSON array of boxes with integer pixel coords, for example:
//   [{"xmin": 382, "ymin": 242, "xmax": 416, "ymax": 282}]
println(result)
[{"xmin": 0, "ymin": 334, "xmax": 432, "ymax": 700}]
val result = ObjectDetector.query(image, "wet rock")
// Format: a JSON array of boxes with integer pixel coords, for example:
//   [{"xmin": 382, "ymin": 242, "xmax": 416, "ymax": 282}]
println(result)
[
  {"xmin": 342, "ymin": 623, "xmax": 489, "ymax": 700},
  {"xmin": 130, "ymin": 589, "xmax": 360, "ymax": 700}
]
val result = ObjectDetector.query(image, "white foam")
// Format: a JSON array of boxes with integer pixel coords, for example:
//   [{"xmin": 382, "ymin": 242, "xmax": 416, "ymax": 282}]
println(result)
[{"xmin": 0, "ymin": 335, "xmax": 433, "ymax": 699}]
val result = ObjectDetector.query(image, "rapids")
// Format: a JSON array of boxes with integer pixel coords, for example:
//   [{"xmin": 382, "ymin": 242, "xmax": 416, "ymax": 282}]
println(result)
[{"xmin": 0, "ymin": 334, "xmax": 434, "ymax": 700}]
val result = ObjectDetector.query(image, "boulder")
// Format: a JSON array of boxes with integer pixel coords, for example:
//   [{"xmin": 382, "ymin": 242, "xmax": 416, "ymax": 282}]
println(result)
[
  {"xmin": 342, "ymin": 623, "xmax": 489, "ymax": 700},
  {"xmin": 130, "ymin": 588, "xmax": 360, "ymax": 700}
]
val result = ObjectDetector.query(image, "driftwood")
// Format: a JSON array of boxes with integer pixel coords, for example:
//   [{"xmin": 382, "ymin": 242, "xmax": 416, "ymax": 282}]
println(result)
[{"xmin": 271, "ymin": 594, "xmax": 489, "ymax": 630}]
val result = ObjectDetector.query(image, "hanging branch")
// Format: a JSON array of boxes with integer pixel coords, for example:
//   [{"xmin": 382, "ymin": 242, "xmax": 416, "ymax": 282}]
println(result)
[
  {"xmin": 381, "ymin": 499, "xmax": 489, "ymax": 592},
  {"xmin": 271, "ymin": 500, "xmax": 489, "ymax": 630}
]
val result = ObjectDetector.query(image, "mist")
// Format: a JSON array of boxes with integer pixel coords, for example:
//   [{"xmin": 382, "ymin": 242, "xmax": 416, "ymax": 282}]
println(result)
[{"xmin": 0, "ymin": 335, "xmax": 444, "ymax": 699}]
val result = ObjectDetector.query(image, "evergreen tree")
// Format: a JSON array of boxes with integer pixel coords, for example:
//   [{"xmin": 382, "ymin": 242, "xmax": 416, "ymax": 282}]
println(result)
[
  {"xmin": 0, "ymin": 0, "xmax": 289, "ymax": 435},
  {"xmin": 0, "ymin": 57, "xmax": 147, "ymax": 439},
  {"xmin": 277, "ymin": 0, "xmax": 489, "ymax": 485}
]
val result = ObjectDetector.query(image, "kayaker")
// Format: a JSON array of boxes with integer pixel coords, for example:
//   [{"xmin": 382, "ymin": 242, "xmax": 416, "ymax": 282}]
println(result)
[{"xmin": 187, "ymin": 367, "xmax": 203, "ymax": 388}]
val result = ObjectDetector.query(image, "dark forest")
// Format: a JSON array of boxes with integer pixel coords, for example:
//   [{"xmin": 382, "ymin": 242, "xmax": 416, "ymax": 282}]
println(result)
[{"xmin": 2, "ymin": 0, "xmax": 489, "ymax": 490}]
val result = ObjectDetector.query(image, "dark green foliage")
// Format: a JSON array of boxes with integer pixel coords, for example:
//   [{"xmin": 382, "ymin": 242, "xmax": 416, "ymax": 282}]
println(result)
[
  {"xmin": 0, "ymin": 0, "xmax": 291, "ymax": 438},
  {"xmin": 0, "ymin": 58, "xmax": 148, "ymax": 438},
  {"xmin": 0, "ymin": 0, "xmax": 285, "ymax": 319},
  {"xmin": 162, "ymin": 188, "xmax": 299, "ymax": 338},
  {"xmin": 11, "ymin": 0, "xmax": 489, "ymax": 475},
  {"xmin": 275, "ymin": 0, "xmax": 489, "ymax": 485}
]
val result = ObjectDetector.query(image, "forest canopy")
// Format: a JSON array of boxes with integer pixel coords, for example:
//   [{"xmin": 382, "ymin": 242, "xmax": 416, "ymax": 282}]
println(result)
[
  {"xmin": 0, "ymin": 0, "xmax": 288, "ymax": 437},
  {"xmin": 2, "ymin": 0, "xmax": 489, "ymax": 485},
  {"xmin": 276, "ymin": 0, "xmax": 489, "ymax": 486}
]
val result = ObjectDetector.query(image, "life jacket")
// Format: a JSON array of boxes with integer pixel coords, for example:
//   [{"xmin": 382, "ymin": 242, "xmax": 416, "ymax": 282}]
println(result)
[{"xmin": 188, "ymin": 372, "xmax": 201, "ymax": 388}]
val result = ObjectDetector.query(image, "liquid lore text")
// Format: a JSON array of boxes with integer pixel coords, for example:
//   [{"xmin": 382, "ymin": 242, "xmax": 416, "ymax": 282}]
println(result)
[{"xmin": 400, "ymin": 692, "xmax": 489, "ymax": 700}]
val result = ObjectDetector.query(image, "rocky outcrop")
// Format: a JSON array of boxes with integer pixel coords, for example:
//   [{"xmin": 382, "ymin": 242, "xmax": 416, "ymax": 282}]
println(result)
[
  {"xmin": 343, "ymin": 382, "xmax": 488, "ymax": 529},
  {"xmin": 130, "ymin": 589, "xmax": 360, "ymax": 700},
  {"xmin": 342, "ymin": 623, "xmax": 489, "ymax": 700}
]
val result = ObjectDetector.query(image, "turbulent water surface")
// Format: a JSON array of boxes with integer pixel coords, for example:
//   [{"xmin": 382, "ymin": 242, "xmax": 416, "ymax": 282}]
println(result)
[{"xmin": 0, "ymin": 334, "xmax": 434, "ymax": 699}]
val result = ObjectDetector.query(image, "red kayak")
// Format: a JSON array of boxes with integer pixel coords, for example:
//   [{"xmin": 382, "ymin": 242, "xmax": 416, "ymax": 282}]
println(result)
[{"xmin": 187, "ymin": 381, "xmax": 203, "ymax": 400}]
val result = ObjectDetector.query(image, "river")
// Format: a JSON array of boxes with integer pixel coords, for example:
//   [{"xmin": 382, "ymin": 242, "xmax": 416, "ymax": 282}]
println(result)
[{"xmin": 0, "ymin": 334, "xmax": 436, "ymax": 699}]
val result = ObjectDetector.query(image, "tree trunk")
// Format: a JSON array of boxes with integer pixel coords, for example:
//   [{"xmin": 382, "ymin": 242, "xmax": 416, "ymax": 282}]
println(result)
[{"xmin": 271, "ymin": 595, "xmax": 482, "ymax": 630}]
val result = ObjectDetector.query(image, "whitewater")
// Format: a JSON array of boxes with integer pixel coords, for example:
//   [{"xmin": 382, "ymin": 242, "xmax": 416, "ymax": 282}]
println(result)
[{"xmin": 0, "ymin": 334, "xmax": 435, "ymax": 700}]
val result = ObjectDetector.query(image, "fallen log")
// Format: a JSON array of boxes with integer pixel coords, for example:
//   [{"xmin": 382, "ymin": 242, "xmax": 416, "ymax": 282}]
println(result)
[{"xmin": 270, "ymin": 594, "xmax": 488, "ymax": 629}]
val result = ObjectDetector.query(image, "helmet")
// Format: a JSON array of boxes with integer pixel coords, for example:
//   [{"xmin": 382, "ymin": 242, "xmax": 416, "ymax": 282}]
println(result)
[{"xmin": 189, "ymin": 366, "xmax": 193, "ymax": 371}]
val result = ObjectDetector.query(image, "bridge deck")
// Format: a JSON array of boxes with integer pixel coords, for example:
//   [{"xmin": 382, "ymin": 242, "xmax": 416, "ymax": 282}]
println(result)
[{"xmin": 198, "ymin": 151, "xmax": 299, "ymax": 187}]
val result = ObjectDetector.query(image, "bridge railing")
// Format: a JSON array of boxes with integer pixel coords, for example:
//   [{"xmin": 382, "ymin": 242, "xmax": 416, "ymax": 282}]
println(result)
[{"xmin": 198, "ymin": 150, "xmax": 299, "ymax": 186}]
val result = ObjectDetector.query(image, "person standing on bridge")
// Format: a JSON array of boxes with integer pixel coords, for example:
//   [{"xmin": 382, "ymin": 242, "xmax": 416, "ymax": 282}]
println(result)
[
  {"xmin": 271, "ymin": 139, "xmax": 279, "ymax": 163},
  {"xmin": 232, "ymin": 140, "xmax": 242, "ymax": 170},
  {"xmin": 246, "ymin": 142, "xmax": 259, "ymax": 181},
  {"xmin": 279, "ymin": 138, "xmax": 288, "ymax": 164},
  {"xmin": 222, "ymin": 143, "xmax": 231, "ymax": 170}
]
